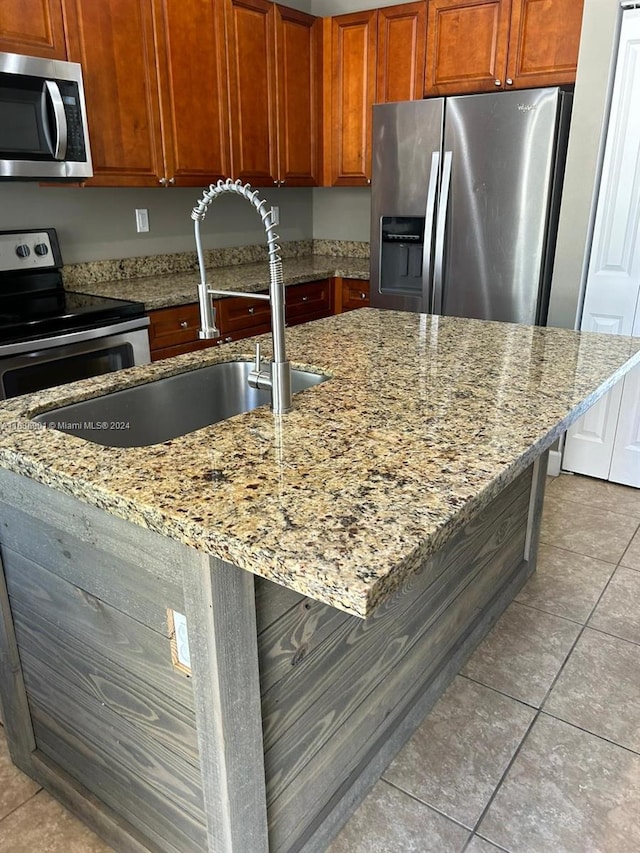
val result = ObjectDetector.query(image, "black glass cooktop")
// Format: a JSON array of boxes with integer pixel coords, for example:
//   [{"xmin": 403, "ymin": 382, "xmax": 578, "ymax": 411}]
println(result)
[{"xmin": 0, "ymin": 287, "xmax": 146, "ymax": 346}]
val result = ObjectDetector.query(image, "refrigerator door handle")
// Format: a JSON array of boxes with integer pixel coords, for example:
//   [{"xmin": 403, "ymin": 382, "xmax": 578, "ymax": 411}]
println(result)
[
  {"xmin": 421, "ymin": 151, "xmax": 440, "ymax": 311},
  {"xmin": 432, "ymin": 150, "xmax": 452, "ymax": 315}
]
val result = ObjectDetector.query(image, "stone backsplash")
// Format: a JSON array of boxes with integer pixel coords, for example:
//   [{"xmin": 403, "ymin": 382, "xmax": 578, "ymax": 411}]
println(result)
[{"xmin": 62, "ymin": 239, "xmax": 369, "ymax": 288}]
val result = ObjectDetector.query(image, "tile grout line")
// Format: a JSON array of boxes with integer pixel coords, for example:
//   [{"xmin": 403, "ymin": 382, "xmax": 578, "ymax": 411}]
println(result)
[{"xmin": 0, "ymin": 788, "xmax": 43, "ymax": 827}]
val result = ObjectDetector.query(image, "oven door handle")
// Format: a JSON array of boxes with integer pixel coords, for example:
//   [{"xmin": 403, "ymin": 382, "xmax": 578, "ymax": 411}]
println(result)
[{"xmin": 0, "ymin": 317, "xmax": 150, "ymax": 358}]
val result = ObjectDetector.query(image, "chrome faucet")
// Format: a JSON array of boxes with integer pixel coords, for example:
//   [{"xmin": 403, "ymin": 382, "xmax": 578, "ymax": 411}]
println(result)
[{"xmin": 191, "ymin": 179, "xmax": 292, "ymax": 414}]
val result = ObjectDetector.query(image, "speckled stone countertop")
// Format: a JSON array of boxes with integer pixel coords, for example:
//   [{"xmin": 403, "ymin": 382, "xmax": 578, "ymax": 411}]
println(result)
[
  {"xmin": 0, "ymin": 310, "xmax": 638, "ymax": 618},
  {"xmin": 64, "ymin": 256, "xmax": 370, "ymax": 310}
]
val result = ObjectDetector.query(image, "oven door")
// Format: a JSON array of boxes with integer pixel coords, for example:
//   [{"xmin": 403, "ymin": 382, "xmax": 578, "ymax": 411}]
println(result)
[{"xmin": 0, "ymin": 320, "xmax": 150, "ymax": 400}]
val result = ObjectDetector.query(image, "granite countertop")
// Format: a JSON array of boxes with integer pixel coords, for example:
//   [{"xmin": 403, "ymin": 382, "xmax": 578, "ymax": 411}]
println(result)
[
  {"xmin": 64, "ymin": 256, "xmax": 371, "ymax": 310},
  {"xmin": 0, "ymin": 310, "xmax": 638, "ymax": 618}
]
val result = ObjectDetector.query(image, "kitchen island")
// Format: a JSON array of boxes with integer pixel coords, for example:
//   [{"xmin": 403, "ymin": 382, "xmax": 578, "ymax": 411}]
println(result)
[{"xmin": 0, "ymin": 309, "xmax": 638, "ymax": 853}]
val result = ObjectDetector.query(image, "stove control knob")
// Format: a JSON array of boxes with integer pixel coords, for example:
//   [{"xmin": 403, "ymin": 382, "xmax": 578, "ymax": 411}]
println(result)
[
  {"xmin": 34, "ymin": 243, "xmax": 49, "ymax": 256},
  {"xmin": 15, "ymin": 244, "xmax": 31, "ymax": 258}
]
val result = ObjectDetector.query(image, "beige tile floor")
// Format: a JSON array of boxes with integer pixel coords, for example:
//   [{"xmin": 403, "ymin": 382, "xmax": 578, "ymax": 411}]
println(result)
[{"xmin": 1, "ymin": 472, "xmax": 640, "ymax": 852}]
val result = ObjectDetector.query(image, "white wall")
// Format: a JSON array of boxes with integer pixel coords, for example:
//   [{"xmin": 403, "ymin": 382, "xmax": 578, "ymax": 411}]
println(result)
[
  {"xmin": 547, "ymin": 0, "xmax": 622, "ymax": 328},
  {"xmin": 0, "ymin": 184, "xmax": 314, "ymax": 264}
]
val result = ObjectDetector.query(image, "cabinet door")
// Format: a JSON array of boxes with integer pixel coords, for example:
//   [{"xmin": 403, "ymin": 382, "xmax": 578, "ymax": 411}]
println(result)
[
  {"xmin": 286, "ymin": 280, "xmax": 332, "ymax": 325},
  {"xmin": 0, "ymin": 0, "xmax": 67, "ymax": 59},
  {"xmin": 226, "ymin": 0, "xmax": 279, "ymax": 186},
  {"xmin": 424, "ymin": 0, "xmax": 511, "ymax": 95},
  {"xmin": 377, "ymin": 2, "xmax": 426, "ymax": 103},
  {"xmin": 276, "ymin": 5, "xmax": 321, "ymax": 186},
  {"xmin": 63, "ymin": 0, "xmax": 165, "ymax": 186},
  {"xmin": 330, "ymin": 10, "xmax": 377, "ymax": 186},
  {"xmin": 507, "ymin": 0, "xmax": 584, "ymax": 89},
  {"xmin": 341, "ymin": 278, "xmax": 370, "ymax": 312},
  {"xmin": 153, "ymin": 0, "xmax": 230, "ymax": 186}
]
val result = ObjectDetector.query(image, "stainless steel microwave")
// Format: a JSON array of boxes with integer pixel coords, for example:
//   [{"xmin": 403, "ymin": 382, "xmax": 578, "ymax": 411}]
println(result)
[{"xmin": 0, "ymin": 51, "xmax": 93, "ymax": 181}]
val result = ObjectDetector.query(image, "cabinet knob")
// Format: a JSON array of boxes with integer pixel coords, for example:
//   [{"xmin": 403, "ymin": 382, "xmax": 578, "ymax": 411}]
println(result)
[
  {"xmin": 248, "ymin": 306, "xmax": 255, "ymax": 314},
  {"xmin": 366, "ymin": 178, "xmax": 371, "ymax": 185},
  {"xmin": 280, "ymin": 179, "xmax": 286, "ymax": 186},
  {"xmin": 179, "ymin": 320, "xmax": 188, "ymax": 328},
  {"xmin": 302, "ymin": 295, "xmax": 308, "ymax": 302},
  {"xmin": 168, "ymin": 177, "xmax": 175, "ymax": 185},
  {"xmin": 159, "ymin": 177, "xmax": 167, "ymax": 185},
  {"xmin": 273, "ymin": 179, "xmax": 278, "ymax": 186},
  {"xmin": 360, "ymin": 292, "xmax": 366, "ymax": 300},
  {"xmin": 225, "ymin": 336, "xmax": 233, "ymax": 343},
  {"xmin": 506, "ymin": 78, "xmax": 513, "ymax": 86},
  {"xmin": 494, "ymin": 79, "xmax": 501, "ymax": 87}
]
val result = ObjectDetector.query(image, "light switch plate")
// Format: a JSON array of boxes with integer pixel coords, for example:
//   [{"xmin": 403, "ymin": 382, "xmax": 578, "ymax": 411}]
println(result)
[{"xmin": 135, "ymin": 208, "xmax": 149, "ymax": 233}]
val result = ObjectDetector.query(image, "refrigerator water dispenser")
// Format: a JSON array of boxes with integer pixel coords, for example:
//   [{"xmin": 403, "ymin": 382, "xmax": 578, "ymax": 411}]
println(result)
[{"xmin": 380, "ymin": 216, "xmax": 425, "ymax": 295}]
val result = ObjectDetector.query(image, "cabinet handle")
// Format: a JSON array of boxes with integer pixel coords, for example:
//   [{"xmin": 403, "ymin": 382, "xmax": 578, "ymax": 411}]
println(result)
[
  {"xmin": 302, "ymin": 295, "xmax": 308, "ymax": 302},
  {"xmin": 225, "ymin": 336, "xmax": 232, "ymax": 342},
  {"xmin": 168, "ymin": 177, "xmax": 175, "ymax": 185},
  {"xmin": 273, "ymin": 179, "xmax": 279, "ymax": 186},
  {"xmin": 494, "ymin": 79, "xmax": 501, "ymax": 86},
  {"xmin": 280, "ymin": 179, "xmax": 286, "ymax": 186},
  {"xmin": 159, "ymin": 177, "xmax": 167, "ymax": 186},
  {"xmin": 179, "ymin": 320, "xmax": 188, "ymax": 328},
  {"xmin": 366, "ymin": 178, "xmax": 371, "ymax": 185},
  {"xmin": 506, "ymin": 78, "xmax": 513, "ymax": 86},
  {"xmin": 360, "ymin": 292, "xmax": 366, "ymax": 300},
  {"xmin": 248, "ymin": 306, "xmax": 255, "ymax": 314}
]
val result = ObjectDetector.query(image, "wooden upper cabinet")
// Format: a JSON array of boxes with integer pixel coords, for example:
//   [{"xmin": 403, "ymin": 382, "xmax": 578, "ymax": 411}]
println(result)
[
  {"xmin": 330, "ymin": 10, "xmax": 377, "ymax": 186},
  {"xmin": 275, "ymin": 5, "xmax": 321, "ymax": 186},
  {"xmin": 425, "ymin": 0, "xmax": 511, "ymax": 95},
  {"xmin": 153, "ymin": 0, "xmax": 231, "ymax": 186},
  {"xmin": 377, "ymin": 2, "xmax": 427, "ymax": 103},
  {"xmin": 226, "ymin": 0, "xmax": 279, "ymax": 186},
  {"xmin": 63, "ymin": 0, "xmax": 165, "ymax": 186},
  {"xmin": 506, "ymin": 0, "xmax": 585, "ymax": 88},
  {"xmin": 0, "ymin": 0, "xmax": 67, "ymax": 59}
]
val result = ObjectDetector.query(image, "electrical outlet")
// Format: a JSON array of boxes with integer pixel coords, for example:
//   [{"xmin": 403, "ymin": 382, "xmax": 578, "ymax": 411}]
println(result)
[{"xmin": 135, "ymin": 208, "xmax": 149, "ymax": 233}]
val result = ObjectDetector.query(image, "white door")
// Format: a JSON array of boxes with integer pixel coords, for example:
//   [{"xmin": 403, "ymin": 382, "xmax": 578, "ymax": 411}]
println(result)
[{"xmin": 563, "ymin": 8, "xmax": 640, "ymax": 485}]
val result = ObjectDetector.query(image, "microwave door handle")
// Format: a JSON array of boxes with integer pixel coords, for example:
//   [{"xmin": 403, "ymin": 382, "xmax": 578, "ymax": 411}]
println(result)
[
  {"xmin": 432, "ymin": 150, "xmax": 452, "ymax": 315},
  {"xmin": 421, "ymin": 151, "xmax": 440, "ymax": 313},
  {"xmin": 42, "ymin": 81, "xmax": 68, "ymax": 160}
]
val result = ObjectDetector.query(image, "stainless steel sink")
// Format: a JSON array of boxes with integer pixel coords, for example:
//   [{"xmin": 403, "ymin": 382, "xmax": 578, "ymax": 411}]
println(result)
[{"xmin": 32, "ymin": 360, "xmax": 328, "ymax": 448}]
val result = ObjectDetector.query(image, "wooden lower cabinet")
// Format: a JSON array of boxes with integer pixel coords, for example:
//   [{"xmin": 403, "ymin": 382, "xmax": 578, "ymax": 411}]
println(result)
[
  {"xmin": 335, "ymin": 277, "xmax": 370, "ymax": 313},
  {"xmin": 148, "ymin": 280, "xmax": 336, "ymax": 361},
  {"xmin": 148, "ymin": 303, "xmax": 220, "ymax": 362},
  {"xmin": 286, "ymin": 279, "xmax": 333, "ymax": 325}
]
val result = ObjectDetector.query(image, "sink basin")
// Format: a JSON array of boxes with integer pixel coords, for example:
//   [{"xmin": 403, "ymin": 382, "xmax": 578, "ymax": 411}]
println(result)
[{"xmin": 32, "ymin": 360, "xmax": 328, "ymax": 448}]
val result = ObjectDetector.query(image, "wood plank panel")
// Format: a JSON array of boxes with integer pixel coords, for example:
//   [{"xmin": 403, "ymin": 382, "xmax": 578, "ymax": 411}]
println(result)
[
  {"xmin": 0, "ymin": 0, "xmax": 67, "ymax": 58},
  {"xmin": 271, "ymin": 523, "xmax": 528, "ymax": 851},
  {"xmin": 255, "ymin": 577, "xmax": 305, "ymax": 635},
  {"xmin": 0, "ymin": 551, "xmax": 36, "ymax": 769},
  {"xmin": 26, "ymin": 673, "xmax": 206, "ymax": 851},
  {"xmin": 376, "ymin": 1, "xmax": 426, "ymax": 103},
  {"xmin": 3, "ymin": 547, "xmax": 194, "ymax": 710},
  {"xmin": 256, "ymin": 467, "xmax": 533, "ymax": 850},
  {"xmin": 11, "ymin": 596, "xmax": 199, "ymax": 766},
  {"xmin": 261, "ymin": 468, "xmax": 532, "ymax": 746},
  {"xmin": 0, "ymin": 468, "xmax": 186, "ymax": 594},
  {"xmin": 182, "ymin": 551, "xmax": 269, "ymax": 853}
]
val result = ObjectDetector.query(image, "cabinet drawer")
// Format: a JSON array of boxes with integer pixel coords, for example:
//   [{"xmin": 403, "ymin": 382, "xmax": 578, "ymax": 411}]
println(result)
[
  {"xmin": 341, "ymin": 279, "xmax": 370, "ymax": 311},
  {"xmin": 148, "ymin": 303, "xmax": 202, "ymax": 350},
  {"xmin": 217, "ymin": 293, "xmax": 271, "ymax": 334},
  {"xmin": 286, "ymin": 279, "xmax": 333, "ymax": 325},
  {"xmin": 151, "ymin": 338, "xmax": 221, "ymax": 362}
]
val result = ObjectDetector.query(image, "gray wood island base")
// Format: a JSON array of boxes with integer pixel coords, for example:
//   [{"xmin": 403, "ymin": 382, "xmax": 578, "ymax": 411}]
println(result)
[
  {"xmin": 0, "ymin": 310, "xmax": 639, "ymax": 852},
  {"xmin": 0, "ymin": 457, "xmax": 545, "ymax": 853}
]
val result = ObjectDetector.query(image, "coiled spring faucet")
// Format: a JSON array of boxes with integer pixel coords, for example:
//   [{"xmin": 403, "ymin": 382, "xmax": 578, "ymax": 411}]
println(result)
[{"xmin": 191, "ymin": 179, "xmax": 292, "ymax": 414}]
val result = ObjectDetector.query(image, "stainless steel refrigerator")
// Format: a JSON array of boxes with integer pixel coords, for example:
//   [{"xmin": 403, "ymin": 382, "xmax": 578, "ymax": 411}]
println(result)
[{"xmin": 370, "ymin": 87, "xmax": 573, "ymax": 325}]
